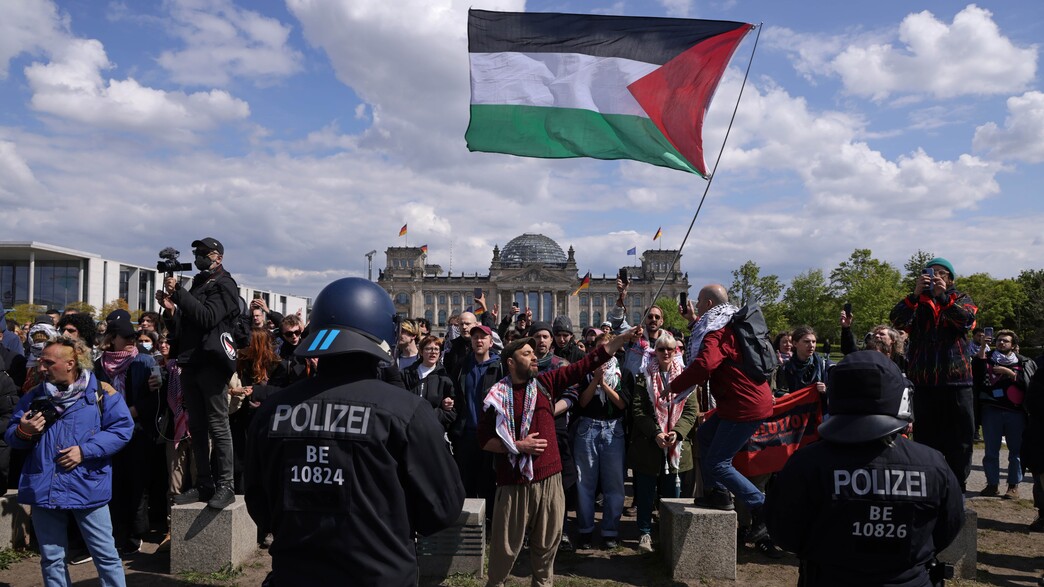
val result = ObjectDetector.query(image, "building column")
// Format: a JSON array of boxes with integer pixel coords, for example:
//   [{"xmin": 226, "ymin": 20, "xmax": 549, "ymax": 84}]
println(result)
[{"xmin": 27, "ymin": 251, "xmax": 35, "ymax": 305}]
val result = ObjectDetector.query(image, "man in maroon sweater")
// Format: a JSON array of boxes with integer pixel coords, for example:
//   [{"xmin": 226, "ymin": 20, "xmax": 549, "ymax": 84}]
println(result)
[
  {"xmin": 478, "ymin": 328, "xmax": 636, "ymax": 587},
  {"xmin": 669, "ymin": 284, "xmax": 775, "ymax": 543}
]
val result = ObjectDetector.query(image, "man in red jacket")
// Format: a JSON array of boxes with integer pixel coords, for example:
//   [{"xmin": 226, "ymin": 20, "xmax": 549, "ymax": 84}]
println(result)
[
  {"xmin": 668, "ymin": 284, "xmax": 775, "ymax": 543},
  {"xmin": 478, "ymin": 328, "xmax": 636, "ymax": 587}
]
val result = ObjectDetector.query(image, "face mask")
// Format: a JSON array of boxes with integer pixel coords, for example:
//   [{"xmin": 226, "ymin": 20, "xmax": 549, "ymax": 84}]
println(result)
[
  {"xmin": 139, "ymin": 342, "xmax": 153, "ymax": 352},
  {"xmin": 194, "ymin": 255, "xmax": 212, "ymax": 271}
]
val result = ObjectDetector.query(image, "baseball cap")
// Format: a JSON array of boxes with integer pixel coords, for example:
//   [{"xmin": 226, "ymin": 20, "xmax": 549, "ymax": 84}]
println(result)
[
  {"xmin": 818, "ymin": 351, "xmax": 913, "ymax": 443},
  {"xmin": 191, "ymin": 237, "xmax": 224, "ymax": 255},
  {"xmin": 470, "ymin": 324, "xmax": 492, "ymax": 337}
]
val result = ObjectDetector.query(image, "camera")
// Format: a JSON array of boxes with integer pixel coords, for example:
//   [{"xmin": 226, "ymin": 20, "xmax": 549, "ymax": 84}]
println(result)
[
  {"xmin": 157, "ymin": 247, "xmax": 192, "ymax": 276},
  {"xmin": 27, "ymin": 397, "xmax": 59, "ymax": 429}
]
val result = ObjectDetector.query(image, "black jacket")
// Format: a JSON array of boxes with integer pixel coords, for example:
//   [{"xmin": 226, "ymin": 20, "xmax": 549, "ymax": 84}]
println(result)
[
  {"xmin": 765, "ymin": 436, "xmax": 964, "ymax": 587},
  {"xmin": 244, "ymin": 358, "xmax": 465, "ymax": 587},
  {"xmin": 164, "ymin": 267, "xmax": 239, "ymax": 366},
  {"xmin": 400, "ymin": 362, "xmax": 457, "ymax": 431}
]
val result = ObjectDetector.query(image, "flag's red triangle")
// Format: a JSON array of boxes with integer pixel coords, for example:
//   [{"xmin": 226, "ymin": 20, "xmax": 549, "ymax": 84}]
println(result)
[{"xmin": 628, "ymin": 25, "xmax": 750, "ymax": 177}]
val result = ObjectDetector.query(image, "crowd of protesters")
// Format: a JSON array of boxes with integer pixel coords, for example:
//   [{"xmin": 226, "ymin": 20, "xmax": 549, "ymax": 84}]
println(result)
[{"xmin": 2, "ymin": 252, "xmax": 1044, "ymax": 586}]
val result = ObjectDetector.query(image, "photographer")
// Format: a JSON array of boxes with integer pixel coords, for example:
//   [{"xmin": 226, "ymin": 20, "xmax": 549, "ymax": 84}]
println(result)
[
  {"xmin": 156, "ymin": 237, "xmax": 240, "ymax": 510},
  {"xmin": 5, "ymin": 336, "xmax": 133, "ymax": 585}
]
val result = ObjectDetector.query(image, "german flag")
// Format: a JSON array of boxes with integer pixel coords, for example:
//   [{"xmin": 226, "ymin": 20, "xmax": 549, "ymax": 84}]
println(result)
[
  {"xmin": 399, "ymin": 224, "xmax": 408, "ymax": 237},
  {"xmin": 420, "ymin": 244, "xmax": 428, "ymax": 253},
  {"xmin": 653, "ymin": 227, "xmax": 662, "ymax": 241},
  {"xmin": 571, "ymin": 271, "xmax": 592, "ymax": 296}
]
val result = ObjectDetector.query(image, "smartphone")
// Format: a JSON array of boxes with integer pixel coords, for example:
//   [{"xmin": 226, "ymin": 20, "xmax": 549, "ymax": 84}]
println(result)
[
  {"xmin": 473, "ymin": 288, "xmax": 483, "ymax": 299},
  {"xmin": 843, "ymin": 302, "xmax": 852, "ymax": 318},
  {"xmin": 619, "ymin": 268, "xmax": 629, "ymax": 286},
  {"xmin": 679, "ymin": 292, "xmax": 688, "ymax": 309},
  {"xmin": 923, "ymin": 267, "xmax": 934, "ymax": 280},
  {"xmin": 512, "ymin": 301, "xmax": 519, "ymax": 309},
  {"xmin": 984, "ymin": 326, "xmax": 994, "ymax": 338},
  {"xmin": 253, "ymin": 292, "xmax": 262, "ymax": 299},
  {"xmin": 151, "ymin": 365, "xmax": 163, "ymax": 381}
]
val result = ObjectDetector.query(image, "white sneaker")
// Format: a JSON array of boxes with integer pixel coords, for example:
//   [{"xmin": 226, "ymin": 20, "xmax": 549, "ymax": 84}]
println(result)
[{"xmin": 638, "ymin": 533, "xmax": 653, "ymax": 552}]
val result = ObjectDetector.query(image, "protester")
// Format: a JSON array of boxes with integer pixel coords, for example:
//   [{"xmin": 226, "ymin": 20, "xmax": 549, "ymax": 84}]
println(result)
[
  {"xmin": 627, "ymin": 331, "xmax": 696, "ymax": 552},
  {"xmin": 890, "ymin": 257, "xmax": 977, "ymax": 489},
  {"xmin": 478, "ymin": 327, "xmax": 637, "ymax": 587},
  {"xmin": 401, "ymin": 335, "xmax": 457, "ymax": 431},
  {"xmin": 972, "ymin": 330, "xmax": 1033, "ymax": 499},
  {"xmin": 782, "ymin": 326, "xmax": 832, "ymax": 397},
  {"xmin": 6, "ymin": 337, "xmax": 133, "ymax": 586}
]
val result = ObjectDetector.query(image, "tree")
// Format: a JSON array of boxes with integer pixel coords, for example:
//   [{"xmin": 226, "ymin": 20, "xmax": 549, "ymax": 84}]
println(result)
[
  {"xmin": 829, "ymin": 249, "xmax": 903, "ymax": 339},
  {"xmin": 729, "ymin": 260, "xmax": 786, "ymax": 335},
  {"xmin": 958, "ymin": 273, "xmax": 1026, "ymax": 334},
  {"xmin": 63, "ymin": 300, "xmax": 97, "ymax": 318},
  {"xmin": 1015, "ymin": 269, "xmax": 1044, "ymax": 348},
  {"xmin": 781, "ymin": 269, "xmax": 834, "ymax": 340},
  {"xmin": 99, "ymin": 298, "xmax": 129, "ymax": 321},
  {"xmin": 9, "ymin": 303, "xmax": 47, "ymax": 327},
  {"xmin": 902, "ymin": 250, "xmax": 936, "ymax": 293}
]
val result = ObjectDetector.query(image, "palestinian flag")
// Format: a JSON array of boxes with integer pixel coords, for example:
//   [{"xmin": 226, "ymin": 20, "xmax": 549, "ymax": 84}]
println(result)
[{"xmin": 466, "ymin": 10, "xmax": 752, "ymax": 176}]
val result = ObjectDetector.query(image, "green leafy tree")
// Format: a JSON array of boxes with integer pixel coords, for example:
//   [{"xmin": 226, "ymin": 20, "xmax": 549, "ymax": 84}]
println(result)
[
  {"xmin": 958, "ymin": 273, "xmax": 1025, "ymax": 334},
  {"xmin": 902, "ymin": 250, "xmax": 936, "ymax": 293},
  {"xmin": 781, "ymin": 269, "xmax": 835, "ymax": 340},
  {"xmin": 1015, "ymin": 269, "xmax": 1044, "ymax": 348},
  {"xmin": 654, "ymin": 296, "xmax": 689, "ymax": 334},
  {"xmin": 829, "ymin": 249, "xmax": 903, "ymax": 340},
  {"xmin": 729, "ymin": 259, "xmax": 787, "ymax": 335}
]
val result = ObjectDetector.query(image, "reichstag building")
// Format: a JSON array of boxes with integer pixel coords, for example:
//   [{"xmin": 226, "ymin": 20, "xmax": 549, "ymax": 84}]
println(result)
[{"xmin": 377, "ymin": 233, "xmax": 689, "ymax": 332}]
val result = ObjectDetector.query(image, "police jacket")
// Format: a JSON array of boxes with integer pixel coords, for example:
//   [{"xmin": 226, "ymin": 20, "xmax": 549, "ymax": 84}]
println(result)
[
  {"xmin": 164, "ymin": 266, "xmax": 239, "ymax": 366},
  {"xmin": 765, "ymin": 436, "xmax": 964, "ymax": 587},
  {"xmin": 244, "ymin": 357, "xmax": 465, "ymax": 587},
  {"xmin": 4, "ymin": 373, "xmax": 133, "ymax": 509}
]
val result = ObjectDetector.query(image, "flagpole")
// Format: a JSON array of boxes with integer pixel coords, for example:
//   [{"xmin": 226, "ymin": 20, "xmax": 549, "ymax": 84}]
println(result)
[{"xmin": 640, "ymin": 23, "xmax": 762, "ymax": 324}]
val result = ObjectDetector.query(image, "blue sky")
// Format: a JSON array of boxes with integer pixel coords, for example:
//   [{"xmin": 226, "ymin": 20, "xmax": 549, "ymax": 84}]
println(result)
[{"xmin": 1, "ymin": 0, "xmax": 1041, "ymax": 301}]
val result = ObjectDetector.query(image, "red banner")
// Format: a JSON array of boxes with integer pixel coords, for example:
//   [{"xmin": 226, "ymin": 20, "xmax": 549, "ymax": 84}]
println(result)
[{"xmin": 730, "ymin": 385, "xmax": 823, "ymax": 477}]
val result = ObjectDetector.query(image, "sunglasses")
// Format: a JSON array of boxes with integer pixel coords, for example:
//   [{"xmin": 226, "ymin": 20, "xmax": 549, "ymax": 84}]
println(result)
[{"xmin": 282, "ymin": 330, "xmax": 302, "ymax": 338}]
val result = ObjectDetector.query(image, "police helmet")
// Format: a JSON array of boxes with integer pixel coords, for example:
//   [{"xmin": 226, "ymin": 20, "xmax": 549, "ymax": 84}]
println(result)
[
  {"xmin": 818, "ymin": 351, "xmax": 913, "ymax": 443},
  {"xmin": 296, "ymin": 277, "xmax": 395, "ymax": 360}
]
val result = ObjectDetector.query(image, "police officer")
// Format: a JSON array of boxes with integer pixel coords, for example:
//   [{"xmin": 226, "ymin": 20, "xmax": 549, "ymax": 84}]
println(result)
[
  {"xmin": 765, "ymin": 351, "xmax": 964, "ymax": 587},
  {"xmin": 158, "ymin": 237, "xmax": 240, "ymax": 509},
  {"xmin": 244, "ymin": 277, "xmax": 464, "ymax": 586}
]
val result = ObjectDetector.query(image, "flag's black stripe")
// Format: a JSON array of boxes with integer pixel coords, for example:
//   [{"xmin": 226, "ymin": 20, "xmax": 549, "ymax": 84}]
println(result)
[{"xmin": 468, "ymin": 9, "xmax": 748, "ymax": 65}]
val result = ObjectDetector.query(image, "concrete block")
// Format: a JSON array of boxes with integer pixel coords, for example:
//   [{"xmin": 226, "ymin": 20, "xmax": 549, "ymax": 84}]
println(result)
[
  {"xmin": 937, "ymin": 508, "xmax": 976, "ymax": 579},
  {"xmin": 418, "ymin": 498, "xmax": 485, "ymax": 579},
  {"xmin": 660, "ymin": 498, "xmax": 736, "ymax": 581},
  {"xmin": 171, "ymin": 496, "xmax": 257, "ymax": 574},
  {"xmin": 0, "ymin": 489, "xmax": 32, "ymax": 549}
]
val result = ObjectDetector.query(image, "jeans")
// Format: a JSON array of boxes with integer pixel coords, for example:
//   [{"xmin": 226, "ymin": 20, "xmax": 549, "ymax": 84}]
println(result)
[
  {"xmin": 573, "ymin": 417, "xmax": 626, "ymax": 537},
  {"xmin": 182, "ymin": 360, "xmax": 235, "ymax": 488},
  {"xmin": 634, "ymin": 470, "xmax": 680, "ymax": 536},
  {"xmin": 981, "ymin": 404, "xmax": 1026, "ymax": 486},
  {"xmin": 697, "ymin": 412, "xmax": 764, "ymax": 510},
  {"xmin": 32, "ymin": 505, "xmax": 126, "ymax": 587}
]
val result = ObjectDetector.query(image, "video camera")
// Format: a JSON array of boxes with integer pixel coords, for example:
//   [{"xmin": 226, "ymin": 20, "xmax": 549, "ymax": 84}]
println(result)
[{"xmin": 157, "ymin": 247, "xmax": 192, "ymax": 277}]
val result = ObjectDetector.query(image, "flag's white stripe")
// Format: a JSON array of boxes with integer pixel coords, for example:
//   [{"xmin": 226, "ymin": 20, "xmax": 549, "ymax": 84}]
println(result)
[{"xmin": 470, "ymin": 52, "xmax": 659, "ymax": 117}]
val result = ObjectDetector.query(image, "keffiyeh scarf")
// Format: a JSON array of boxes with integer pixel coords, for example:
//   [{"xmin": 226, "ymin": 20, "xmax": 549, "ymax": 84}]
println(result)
[
  {"xmin": 483, "ymin": 376, "xmax": 538, "ymax": 481},
  {"xmin": 644, "ymin": 355, "xmax": 685, "ymax": 470},
  {"xmin": 101, "ymin": 348, "xmax": 138, "ymax": 394},
  {"xmin": 686, "ymin": 303, "xmax": 739, "ymax": 360},
  {"xmin": 46, "ymin": 369, "xmax": 91, "ymax": 413}
]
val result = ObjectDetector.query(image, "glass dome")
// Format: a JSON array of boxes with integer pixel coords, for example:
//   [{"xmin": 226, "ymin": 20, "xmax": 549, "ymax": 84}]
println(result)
[{"xmin": 500, "ymin": 233, "xmax": 567, "ymax": 265}]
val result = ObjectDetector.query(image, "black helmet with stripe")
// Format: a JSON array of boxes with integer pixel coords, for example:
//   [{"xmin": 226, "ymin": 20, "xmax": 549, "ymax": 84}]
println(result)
[{"xmin": 296, "ymin": 277, "xmax": 395, "ymax": 361}]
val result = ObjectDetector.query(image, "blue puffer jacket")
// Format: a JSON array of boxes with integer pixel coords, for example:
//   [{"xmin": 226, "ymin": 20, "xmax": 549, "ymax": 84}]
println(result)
[{"xmin": 4, "ymin": 372, "xmax": 133, "ymax": 509}]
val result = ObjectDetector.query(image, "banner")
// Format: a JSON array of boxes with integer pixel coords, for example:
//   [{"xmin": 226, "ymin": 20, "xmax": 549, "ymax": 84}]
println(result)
[{"xmin": 730, "ymin": 384, "xmax": 823, "ymax": 477}]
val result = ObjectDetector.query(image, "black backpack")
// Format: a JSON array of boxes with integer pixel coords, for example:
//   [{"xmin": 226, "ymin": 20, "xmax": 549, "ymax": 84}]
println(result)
[{"xmin": 727, "ymin": 304, "xmax": 778, "ymax": 383}]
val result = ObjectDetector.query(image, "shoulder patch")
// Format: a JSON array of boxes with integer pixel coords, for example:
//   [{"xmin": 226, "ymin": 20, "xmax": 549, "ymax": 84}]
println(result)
[{"xmin": 100, "ymin": 382, "xmax": 119, "ymax": 396}]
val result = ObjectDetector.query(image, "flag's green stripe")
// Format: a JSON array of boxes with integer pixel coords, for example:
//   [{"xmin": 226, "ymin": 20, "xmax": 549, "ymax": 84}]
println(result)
[{"xmin": 466, "ymin": 104, "xmax": 697, "ymax": 175}]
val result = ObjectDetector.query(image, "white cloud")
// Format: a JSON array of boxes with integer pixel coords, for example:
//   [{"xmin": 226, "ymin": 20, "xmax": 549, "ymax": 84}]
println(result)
[
  {"xmin": 157, "ymin": 0, "xmax": 304, "ymax": 87},
  {"xmin": 973, "ymin": 91, "xmax": 1044, "ymax": 163},
  {"xmin": 773, "ymin": 5, "xmax": 1037, "ymax": 100},
  {"xmin": 0, "ymin": 0, "xmax": 68, "ymax": 79},
  {"xmin": 657, "ymin": 0, "xmax": 692, "ymax": 18},
  {"xmin": 0, "ymin": 141, "xmax": 39, "ymax": 197},
  {"xmin": 25, "ymin": 39, "xmax": 250, "ymax": 138}
]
